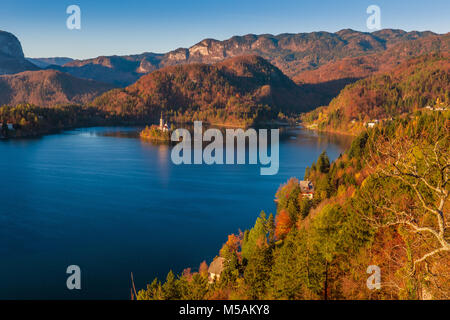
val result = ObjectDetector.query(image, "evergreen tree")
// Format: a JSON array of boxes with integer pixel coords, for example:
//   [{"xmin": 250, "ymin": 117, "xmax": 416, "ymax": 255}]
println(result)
[
  {"xmin": 219, "ymin": 251, "xmax": 240, "ymax": 288},
  {"xmin": 266, "ymin": 213, "xmax": 276, "ymax": 245},
  {"xmin": 137, "ymin": 278, "xmax": 163, "ymax": 300},
  {"xmin": 317, "ymin": 151, "xmax": 330, "ymax": 173},
  {"xmin": 243, "ymin": 243, "xmax": 271, "ymax": 299},
  {"xmin": 241, "ymin": 212, "xmax": 268, "ymax": 260},
  {"xmin": 162, "ymin": 270, "xmax": 180, "ymax": 300},
  {"xmin": 184, "ymin": 273, "xmax": 209, "ymax": 299}
]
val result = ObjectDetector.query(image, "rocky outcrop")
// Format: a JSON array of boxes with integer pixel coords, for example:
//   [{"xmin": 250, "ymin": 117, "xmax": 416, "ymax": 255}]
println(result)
[{"xmin": 0, "ymin": 30, "xmax": 40, "ymax": 75}]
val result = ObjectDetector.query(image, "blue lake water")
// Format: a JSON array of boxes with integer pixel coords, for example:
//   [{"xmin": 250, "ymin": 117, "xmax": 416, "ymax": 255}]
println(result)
[{"xmin": 0, "ymin": 126, "xmax": 351, "ymax": 299}]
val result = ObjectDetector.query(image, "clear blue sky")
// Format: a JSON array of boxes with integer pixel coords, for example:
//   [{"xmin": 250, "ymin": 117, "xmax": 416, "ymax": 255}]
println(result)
[{"xmin": 1, "ymin": 0, "xmax": 449, "ymax": 59}]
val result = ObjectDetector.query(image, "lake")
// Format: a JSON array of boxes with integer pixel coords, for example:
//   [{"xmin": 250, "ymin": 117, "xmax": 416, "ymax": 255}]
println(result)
[{"xmin": 0, "ymin": 126, "xmax": 352, "ymax": 299}]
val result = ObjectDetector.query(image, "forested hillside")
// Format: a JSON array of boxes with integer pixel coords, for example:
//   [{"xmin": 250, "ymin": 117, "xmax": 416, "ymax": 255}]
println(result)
[
  {"xmin": 137, "ymin": 110, "xmax": 449, "ymax": 300},
  {"xmin": 0, "ymin": 104, "xmax": 113, "ymax": 138},
  {"xmin": 94, "ymin": 55, "xmax": 326, "ymax": 127},
  {"xmin": 302, "ymin": 54, "xmax": 449, "ymax": 134},
  {"xmin": 0, "ymin": 70, "xmax": 115, "ymax": 107},
  {"xmin": 293, "ymin": 32, "xmax": 450, "ymax": 84}
]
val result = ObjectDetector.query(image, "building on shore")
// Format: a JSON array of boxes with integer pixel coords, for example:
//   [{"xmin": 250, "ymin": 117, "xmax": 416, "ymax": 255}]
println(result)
[
  {"xmin": 364, "ymin": 120, "xmax": 379, "ymax": 128},
  {"xmin": 208, "ymin": 257, "xmax": 225, "ymax": 283},
  {"xmin": 299, "ymin": 180, "xmax": 315, "ymax": 199}
]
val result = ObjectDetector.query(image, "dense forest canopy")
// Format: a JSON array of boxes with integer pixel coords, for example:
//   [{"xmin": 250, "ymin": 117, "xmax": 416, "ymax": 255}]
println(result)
[
  {"xmin": 93, "ymin": 55, "xmax": 332, "ymax": 127},
  {"xmin": 0, "ymin": 104, "xmax": 113, "ymax": 138}
]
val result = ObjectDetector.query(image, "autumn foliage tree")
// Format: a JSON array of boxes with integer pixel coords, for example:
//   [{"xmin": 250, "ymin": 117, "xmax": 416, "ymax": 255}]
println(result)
[{"xmin": 275, "ymin": 209, "xmax": 292, "ymax": 240}]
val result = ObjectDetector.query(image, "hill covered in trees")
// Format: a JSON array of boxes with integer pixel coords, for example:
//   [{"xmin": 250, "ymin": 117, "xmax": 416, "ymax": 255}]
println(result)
[
  {"xmin": 0, "ymin": 70, "xmax": 115, "ymax": 108},
  {"xmin": 301, "ymin": 53, "xmax": 450, "ymax": 134},
  {"xmin": 0, "ymin": 104, "xmax": 114, "ymax": 138},
  {"xmin": 136, "ymin": 109, "xmax": 449, "ymax": 300},
  {"xmin": 94, "ymin": 55, "xmax": 327, "ymax": 127},
  {"xmin": 293, "ymin": 32, "xmax": 449, "ymax": 84}
]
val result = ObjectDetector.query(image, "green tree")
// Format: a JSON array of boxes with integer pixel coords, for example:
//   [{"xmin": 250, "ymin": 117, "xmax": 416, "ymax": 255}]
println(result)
[
  {"xmin": 317, "ymin": 151, "xmax": 330, "ymax": 173},
  {"xmin": 243, "ymin": 243, "xmax": 272, "ymax": 299},
  {"xmin": 241, "ymin": 212, "xmax": 268, "ymax": 261},
  {"xmin": 219, "ymin": 251, "xmax": 240, "ymax": 288},
  {"xmin": 181, "ymin": 273, "xmax": 209, "ymax": 299},
  {"xmin": 298, "ymin": 198, "xmax": 312, "ymax": 219},
  {"xmin": 162, "ymin": 270, "xmax": 180, "ymax": 300},
  {"xmin": 266, "ymin": 213, "xmax": 276, "ymax": 245},
  {"xmin": 137, "ymin": 278, "xmax": 163, "ymax": 300}
]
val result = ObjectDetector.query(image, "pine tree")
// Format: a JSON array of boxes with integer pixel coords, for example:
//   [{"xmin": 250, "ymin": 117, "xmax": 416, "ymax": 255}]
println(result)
[
  {"xmin": 242, "ymin": 212, "xmax": 268, "ymax": 260},
  {"xmin": 162, "ymin": 270, "xmax": 180, "ymax": 300},
  {"xmin": 219, "ymin": 251, "xmax": 240, "ymax": 288},
  {"xmin": 266, "ymin": 213, "xmax": 276, "ymax": 245},
  {"xmin": 243, "ymin": 243, "xmax": 271, "ymax": 299},
  {"xmin": 137, "ymin": 278, "xmax": 163, "ymax": 300},
  {"xmin": 317, "ymin": 151, "xmax": 330, "ymax": 173}
]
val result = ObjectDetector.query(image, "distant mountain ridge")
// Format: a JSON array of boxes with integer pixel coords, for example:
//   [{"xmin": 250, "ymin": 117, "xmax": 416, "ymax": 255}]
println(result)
[
  {"xmin": 27, "ymin": 57, "xmax": 74, "ymax": 68},
  {"xmin": 50, "ymin": 53, "xmax": 163, "ymax": 87},
  {"xmin": 51, "ymin": 29, "xmax": 447, "ymax": 87}
]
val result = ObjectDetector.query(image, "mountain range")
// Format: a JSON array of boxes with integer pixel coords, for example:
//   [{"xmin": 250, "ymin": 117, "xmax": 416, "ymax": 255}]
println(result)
[
  {"xmin": 27, "ymin": 57, "xmax": 74, "ymax": 68},
  {"xmin": 0, "ymin": 28, "xmax": 448, "ymax": 127},
  {"xmin": 41, "ymin": 29, "xmax": 448, "ymax": 88}
]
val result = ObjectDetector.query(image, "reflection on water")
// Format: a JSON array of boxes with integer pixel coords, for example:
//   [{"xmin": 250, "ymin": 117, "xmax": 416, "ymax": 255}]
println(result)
[
  {"xmin": 155, "ymin": 143, "xmax": 170, "ymax": 184},
  {"xmin": 0, "ymin": 126, "xmax": 351, "ymax": 299},
  {"xmin": 286, "ymin": 127, "xmax": 353, "ymax": 152}
]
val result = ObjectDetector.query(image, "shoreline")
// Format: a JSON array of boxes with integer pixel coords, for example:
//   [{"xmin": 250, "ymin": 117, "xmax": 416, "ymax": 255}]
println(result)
[
  {"xmin": 300, "ymin": 123, "xmax": 358, "ymax": 137},
  {"xmin": 1, "ymin": 119, "xmax": 295, "ymax": 140},
  {"xmin": 2, "ymin": 123, "xmax": 354, "ymax": 141}
]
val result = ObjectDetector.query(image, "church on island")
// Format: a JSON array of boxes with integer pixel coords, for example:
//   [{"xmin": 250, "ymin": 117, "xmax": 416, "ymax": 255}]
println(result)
[
  {"xmin": 139, "ymin": 112, "xmax": 172, "ymax": 141},
  {"xmin": 159, "ymin": 112, "xmax": 171, "ymax": 132}
]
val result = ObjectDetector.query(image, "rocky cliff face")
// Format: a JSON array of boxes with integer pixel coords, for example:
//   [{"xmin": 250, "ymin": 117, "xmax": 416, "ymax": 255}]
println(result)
[
  {"xmin": 0, "ymin": 30, "xmax": 40, "ymax": 75},
  {"xmin": 0, "ymin": 30, "xmax": 25, "ymax": 58}
]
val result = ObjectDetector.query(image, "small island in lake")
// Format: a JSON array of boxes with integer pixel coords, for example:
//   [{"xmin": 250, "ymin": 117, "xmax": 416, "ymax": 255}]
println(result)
[{"xmin": 140, "ymin": 113, "xmax": 171, "ymax": 141}]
